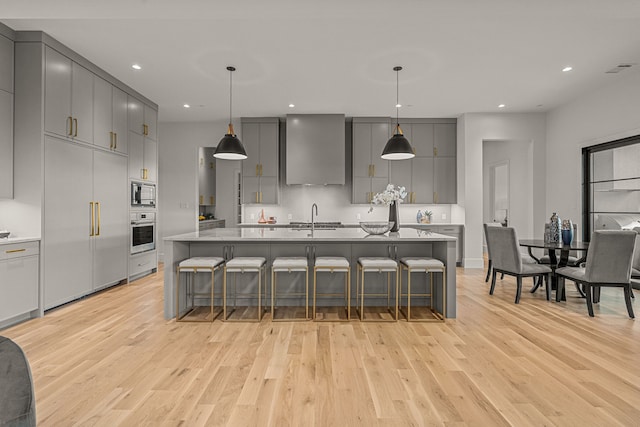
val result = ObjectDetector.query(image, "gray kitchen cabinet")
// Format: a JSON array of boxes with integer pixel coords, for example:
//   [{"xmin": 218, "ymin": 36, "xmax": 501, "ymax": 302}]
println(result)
[
  {"xmin": 198, "ymin": 147, "xmax": 216, "ymax": 206},
  {"xmin": 434, "ymin": 225, "xmax": 463, "ymax": 264},
  {"xmin": 128, "ymin": 129, "xmax": 157, "ymax": 182},
  {"xmin": 0, "ymin": 241, "xmax": 39, "ymax": 326},
  {"xmin": 44, "ymin": 136, "xmax": 128, "ymax": 309},
  {"xmin": 411, "ymin": 157, "xmax": 434, "ymax": 203},
  {"xmin": 44, "ymin": 46, "xmax": 94, "ymax": 144},
  {"xmin": 94, "ymin": 77, "xmax": 128, "ymax": 154},
  {"xmin": 434, "ymin": 157, "xmax": 456, "ymax": 204},
  {"xmin": 143, "ymin": 137, "xmax": 157, "ymax": 182},
  {"xmin": 128, "ymin": 96, "xmax": 157, "ymax": 141},
  {"xmin": 352, "ymin": 118, "xmax": 390, "ymax": 203},
  {"xmin": 434, "ymin": 123, "xmax": 456, "ymax": 157},
  {"xmin": 0, "ymin": 90, "xmax": 12, "ymax": 199},
  {"xmin": 241, "ymin": 118, "xmax": 279, "ymax": 204},
  {"xmin": 0, "ymin": 33, "xmax": 13, "ymax": 93}
]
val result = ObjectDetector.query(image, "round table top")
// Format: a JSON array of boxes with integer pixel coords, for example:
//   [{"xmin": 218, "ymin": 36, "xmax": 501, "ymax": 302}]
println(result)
[{"xmin": 519, "ymin": 239, "xmax": 590, "ymax": 251}]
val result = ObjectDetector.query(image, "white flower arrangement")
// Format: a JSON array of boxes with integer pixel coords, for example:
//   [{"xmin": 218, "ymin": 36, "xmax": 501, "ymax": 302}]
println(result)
[{"xmin": 368, "ymin": 184, "xmax": 407, "ymax": 212}]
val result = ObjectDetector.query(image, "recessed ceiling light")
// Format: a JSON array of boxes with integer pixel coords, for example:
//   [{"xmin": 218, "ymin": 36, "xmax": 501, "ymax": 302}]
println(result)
[
  {"xmin": 183, "ymin": 104, "xmax": 190, "ymax": 108},
  {"xmin": 562, "ymin": 66, "xmax": 573, "ymax": 72},
  {"xmin": 395, "ymin": 103, "xmax": 402, "ymax": 108},
  {"xmin": 132, "ymin": 64, "xmax": 141, "ymax": 70},
  {"xmin": 498, "ymin": 104, "xmax": 506, "ymax": 108},
  {"xmin": 289, "ymin": 104, "xmax": 295, "ymax": 108}
]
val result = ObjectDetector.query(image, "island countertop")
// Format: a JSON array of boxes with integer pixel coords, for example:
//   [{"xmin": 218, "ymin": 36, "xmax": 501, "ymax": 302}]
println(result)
[{"xmin": 165, "ymin": 227, "xmax": 456, "ymax": 242}]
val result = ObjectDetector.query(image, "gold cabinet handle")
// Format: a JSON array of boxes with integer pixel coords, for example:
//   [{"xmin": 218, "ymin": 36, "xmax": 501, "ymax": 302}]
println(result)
[
  {"xmin": 210, "ymin": 196, "xmax": 214, "ymax": 205},
  {"xmin": 96, "ymin": 202, "xmax": 101, "ymax": 236},
  {"xmin": 67, "ymin": 116, "xmax": 73, "ymax": 136},
  {"xmin": 260, "ymin": 164, "xmax": 263, "ymax": 176},
  {"xmin": 6, "ymin": 248, "xmax": 26, "ymax": 254},
  {"xmin": 199, "ymin": 195, "xmax": 204, "ymax": 205},
  {"xmin": 256, "ymin": 164, "xmax": 260, "ymax": 176},
  {"xmin": 434, "ymin": 147, "xmax": 438, "ymax": 157},
  {"xmin": 260, "ymin": 192, "xmax": 263, "ymax": 203},
  {"xmin": 90, "ymin": 202, "xmax": 95, "ymax": 236},
  {"xmin": 142, "ymin": 124, "xmax": 148, "ymax": 135},
  {"xmin": 142, "ymin": 168, "xmax": 148, "ymax": 180},
  {"xmin": 73, "ymin": 118, "xmax": 78, "ymax": 137},
  {"xmin": 368, "ymin": 165, "xmax": 372, "ymax": 177},
  {"xmin": 109, "ymin": 132, "xmax": 114, "ymax": 149},
  {"xmin": 434, "ymin": 191, "xmax": 438, "ymax": 203},
  {"xmin": 372, "ymin": 164, "xmax": 376, "ymax": 177},
  {"xmin": 114, "ymin": 133, "xmax": 117, "ymax": 150},
  {"xmin": 256, "ymin": 192, "xmax": 259, "ymax": 203}
]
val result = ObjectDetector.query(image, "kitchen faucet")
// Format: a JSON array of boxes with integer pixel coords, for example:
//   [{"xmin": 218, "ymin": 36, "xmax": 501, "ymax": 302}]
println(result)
[{"xmin": 311, "ymin": 203, "xmax": 318, "ymax": 233}]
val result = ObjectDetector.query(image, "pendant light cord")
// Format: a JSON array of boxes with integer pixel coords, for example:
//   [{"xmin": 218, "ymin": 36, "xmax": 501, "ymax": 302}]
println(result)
[
  {"xmin": 229, "ymin": 68, "xmax": 233, "ymax": 126},
  {"xmin": 396, "ymin": 67, "xmax": 399, "ymax": 126}
]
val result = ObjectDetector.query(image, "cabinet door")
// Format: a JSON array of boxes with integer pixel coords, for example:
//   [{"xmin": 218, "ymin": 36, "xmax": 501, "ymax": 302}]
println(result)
[
  {"xmin": 144, "ymin": 105, "xmax": 158, "ymax": 141},
  {"xmin": 44, "ymin": 47, "xmax": 72, "ymax": 138},
  {"xmin": 352, "ymin": 123, "xmax": 372, "ymax": 178},
  {"xmin": 370, "ymin": 121, "xmax": 390, "ymax": 178},
  {"xmin": 93, "ymin": 150, "xmax": 128, "ymax": 289},
  {"xmin": 0, "ymin": 35, "xmax": 13, "ymax": 93},
  {"xmin": 411, "ymin": 157, "xmax": 434, "ymax": 203},
  {"xmin": 434, "ymin": 123, "xmax": 456, "ymax": 157},
  {"xmin": 44, "ymin": 136, "xmax": 93, "ymax": 309},
  {"xmin": 260, "ymin": 177, "xmax": 278, "ymax": 204},
  {"xmin": 241, "ymin": 122, "xmax": 260, "ymax": 178},
  {"xmin": 0, "ymin": 256, "xmax": 39, "ymax": 322},
  {"xmin": 434, "ymin": 157, "xmax": 456, "ymax": 203},
  {"xmin": 242, "ymin": 176, "xmax": 260, "ymax": 204},
  {"xmin": 93, "ymin": 76, "xmax": 113, "ymax": 150},
  {"xmin": 143, "ymin": 138, "xmax": 157, "ymax": 182},
  {"xmin": 71, "ymin": 62, "xmax": 94, "ymax": 143},
  {"xmin": 112, "ymin": 87, "xmax": 128, "ymax": 154},
  {"xmin": 389, "ymin": 160, "xmax": 412, "ymax": 194},
  {"xmin": 353, "ymin": 176, "xmax": 372, "ymax": 204},
  {"xmin": 0, "ymin": 90, "xmax": 12, "ymax": 199},
  {"xmin": 128, "ymin": 131, "xmax": 144, "ymax": 180},
  {"xmin": 259, "ymin": 122, "xmax": 279, "ymax": 178},
  {"xmin": 412, "ymin": 123, "xmax": 434, "ymax": 157},
  {"xmin": 128, "ymin": 96, "xmax": 144, "ymax": 135}
]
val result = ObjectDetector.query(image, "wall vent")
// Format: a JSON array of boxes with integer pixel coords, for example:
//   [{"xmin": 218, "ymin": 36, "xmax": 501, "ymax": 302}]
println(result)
[{"xmin": 606, "ymin": 63, "xmax": 636, "ymax": 73}]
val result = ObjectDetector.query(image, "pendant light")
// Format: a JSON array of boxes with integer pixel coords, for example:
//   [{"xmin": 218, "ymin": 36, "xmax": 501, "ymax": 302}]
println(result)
[
  {"xmin": 381, "ymin": 66, "xmax": 415, "ymax": 160},
  {"xmin": 214, "ymin": 66, "xmax": 247, "ymax": 160}
]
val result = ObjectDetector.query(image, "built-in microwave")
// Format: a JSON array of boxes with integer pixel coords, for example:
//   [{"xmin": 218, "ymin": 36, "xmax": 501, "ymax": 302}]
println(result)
[{"xmin": 131, "ymin": 182, "xmax": 156, "ymax": 207}]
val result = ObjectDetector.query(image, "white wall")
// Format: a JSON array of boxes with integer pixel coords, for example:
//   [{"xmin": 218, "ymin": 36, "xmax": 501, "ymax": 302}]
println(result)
[
  {"xmin": 458, "ymin": 113, "xmax": 547, "ymax": 268},
  {"xmin": 546, "ymin": 71, "xmax": 640, "ymax": 232}
]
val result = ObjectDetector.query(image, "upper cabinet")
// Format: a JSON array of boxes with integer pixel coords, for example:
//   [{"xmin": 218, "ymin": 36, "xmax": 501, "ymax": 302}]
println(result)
[
  {"xmin": 128, "ymin": 96, "xmax": 158, "ymax": 181},
  {"xmin": 94, "ymin": 77, "xmax": 128, "ymax": 154},
  {"xmin": 0, "ymin": 33, "xmax": 13, "ymax": 199},
  {"xmin": 199, "ymin": 147, "xmax": 216, "ymax": 206},
  {"xmin": 387, "ymin": 119, "xmax": 457, "ymax": 204},
  {"xmin": 352, "ymin": 118, "xmax": 390, "ymax": 203},
  {"xmin": 128, "ymin": 97, "xmax": 157, "ymax": 141},
  {"xmin": 241, "ymin": 118, "xmax": 279, "ymax": 204},
  {"xmin": 44, "ymin": 46, "xmax": 94, "ymax": 144}
]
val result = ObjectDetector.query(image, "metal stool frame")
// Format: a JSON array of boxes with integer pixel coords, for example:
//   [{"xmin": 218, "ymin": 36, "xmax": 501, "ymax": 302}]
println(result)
[
  {"xmin": 176, "ymin": 260, "xmax": 224, "ymax": 322},
  {"xmin": 223, "ymin": 260, "xmax": 267, "ymax": 322},
  {"xmin": 271, "ymin": 258, "xmax": 309, "ymax": 321},
  {"xmin": 399, "ymin": 260, "xmax": 446, "ymax": 322},
  {"xmin": 356, "ymin": 260, "xmax": 399, "ymax": 322},
  {"xmin": 313, "ymin": 260, "xmax": 351, "ymax": 322}
]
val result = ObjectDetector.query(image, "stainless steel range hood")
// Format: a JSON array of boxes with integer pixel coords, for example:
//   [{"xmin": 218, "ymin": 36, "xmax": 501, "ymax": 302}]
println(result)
[{"xmin": 285, "ymin": 114, "xmax": 345, "ymax": 185}]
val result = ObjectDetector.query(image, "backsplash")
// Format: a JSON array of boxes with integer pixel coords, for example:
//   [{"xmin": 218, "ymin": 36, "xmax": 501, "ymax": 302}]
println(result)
[{"xmin": 241, "ymin": 185, "xmax": 454, "ymax": 224}]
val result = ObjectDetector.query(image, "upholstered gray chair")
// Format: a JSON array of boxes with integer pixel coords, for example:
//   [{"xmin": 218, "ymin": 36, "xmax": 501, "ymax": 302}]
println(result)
[
  {"xmin": 0, "ymin": 336, "xmax": 36, "ymax": 426},
  {"xmin": 555, "ymin": 230, "xmax": 636, "ymax": 318},
  {"xmin": 632, "ymin": 233, "xmax": 640, "ymax": 280},
  {"xmin": 486, "ymin": 226, "xmax": 552, "ymax": 303},
  {"xmin": 483, "ymin": 223, "xmax": 503, "ymax": 282}
]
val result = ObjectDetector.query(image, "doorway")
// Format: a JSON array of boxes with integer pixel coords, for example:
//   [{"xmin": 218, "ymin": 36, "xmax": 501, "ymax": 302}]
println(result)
[{"xmin": 490, "ymin": 161, "xmax": 509, "ymax": 226}]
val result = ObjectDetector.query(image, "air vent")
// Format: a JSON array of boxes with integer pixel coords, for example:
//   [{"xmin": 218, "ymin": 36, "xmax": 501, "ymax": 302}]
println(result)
[{"xmin": 606, "ymin": 63, "xmax": 636, "ymax": 73}]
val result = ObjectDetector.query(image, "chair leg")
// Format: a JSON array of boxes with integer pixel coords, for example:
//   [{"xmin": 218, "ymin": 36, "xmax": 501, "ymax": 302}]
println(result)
[
  {"xmin": 515, "ymin": 276, "xmax": 522, "ymax": 304},
  {"xmin": 501, "ymin": 273, "xmax": 504, "ymax": 280},
  {"xmin": 585, "ymin": 284, "xmax": 594, "ymax": 317},
  {"xmin": 490, "ymin": 270, "xmax": 497, "ymax": 295},
  {"xmin": 544, "ymin": 274, "xmax": 550, "ymax": 301},
  {"xmin": 556, "ymin": 277, "xmax": 565, "ymax": 302},
  {"xmin": 624, "ymin": 285, "xmax": 635, "ymax": 319},
  {"xmin": 485, "ymin": 259, "xmax": 492, "ymax": 283},
  {"xmin": 592, "ymin": 286, "xmax": 601, "ymax": 304}
]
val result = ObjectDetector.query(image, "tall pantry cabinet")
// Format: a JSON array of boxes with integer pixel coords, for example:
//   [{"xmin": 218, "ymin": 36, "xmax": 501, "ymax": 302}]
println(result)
[{"xmin": 13, "ymin": 33, "xmax": 158, "ymax": 310}]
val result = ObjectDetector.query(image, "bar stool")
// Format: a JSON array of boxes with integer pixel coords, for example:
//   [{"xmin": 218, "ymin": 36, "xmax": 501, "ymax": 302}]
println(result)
[
  {"xmin": 271, "ymin": 257, "xmax": 309, "ymax": 321},
  {"xmin": 313, "ymin": 257, "xmax": 351, "ymax": 321},
  {"xmin": 223, "ymin": 257, "xmax": 267, "ymax": 322},
  {"xmin": 399, "ymin": 257, "xmax": 446, "ymax": 322},
  {"xmin": 176, "ymin": 257, "xmax": 225, "ymax": 322},
  {"xmin": 356, "ymin": 257, "xmax": 399, "ymax": 322}
]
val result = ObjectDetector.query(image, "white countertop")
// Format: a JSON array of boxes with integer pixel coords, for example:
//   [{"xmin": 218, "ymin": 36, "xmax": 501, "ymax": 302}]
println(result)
[
  {"xmin": 238, "ymin": 222, "xmax": 464, "ymax": 228},
  {"xmin": 165, "ymin": 227, "xmax": 456, "ymax": 242},
  {"xmin": 0, "ymin": 237, "xmax": 41, "ymax": 246}
]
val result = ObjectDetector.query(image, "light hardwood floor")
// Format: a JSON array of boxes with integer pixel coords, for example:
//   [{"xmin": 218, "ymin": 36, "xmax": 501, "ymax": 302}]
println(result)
[{"xmin": 3, "ymin": 264, "xmax": 639, "ymax": 426}]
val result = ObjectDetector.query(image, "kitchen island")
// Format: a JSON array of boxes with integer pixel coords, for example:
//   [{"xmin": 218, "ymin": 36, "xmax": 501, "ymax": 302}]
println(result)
[{"xmin": 164, "ymin": 227, "xmax": 457, "ymax": 319}]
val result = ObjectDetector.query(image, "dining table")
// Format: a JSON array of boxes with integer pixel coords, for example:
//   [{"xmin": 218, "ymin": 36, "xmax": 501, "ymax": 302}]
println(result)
[{"xmin": 519, "ymin": 239, "xmax": 590, "ymax": 300}]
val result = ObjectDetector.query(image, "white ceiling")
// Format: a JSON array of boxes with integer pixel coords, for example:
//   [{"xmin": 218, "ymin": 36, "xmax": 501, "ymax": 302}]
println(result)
[{"xmin": 3, "ymin": 0, "xmax": 640, "ymax": 122}]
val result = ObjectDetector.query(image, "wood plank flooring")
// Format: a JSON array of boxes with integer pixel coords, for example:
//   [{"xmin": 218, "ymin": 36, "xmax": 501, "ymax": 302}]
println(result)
[{"xmin": 2, "ymin": 264, "xmax": 639, "ymax": 426}]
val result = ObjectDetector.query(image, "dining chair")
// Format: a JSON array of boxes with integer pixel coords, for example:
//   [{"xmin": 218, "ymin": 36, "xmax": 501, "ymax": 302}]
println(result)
[
  {"xmin": 486, "ymin": 226, "xmax": 552, "ymax": 303},
  {"xmin": 483, "ymin": 223, "xmax": 504, "ymax": 282},
  {"xmin": 555, "ymin": 230, "xmax": 636, "ymax": 318}
]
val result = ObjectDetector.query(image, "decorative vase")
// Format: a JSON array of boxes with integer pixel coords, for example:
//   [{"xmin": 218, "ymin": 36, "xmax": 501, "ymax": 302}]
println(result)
[
  {"xmin": 549, "ymin": 212, "xmax": 561, "ymax": 243},
  {"xmin": 416, "ymin": 210, "xmax": 423, "ymax": 223},
  {"xmin": 389, "ymin": 200, "xmax": 399, "ymax": 232},
  {"xmin": 561, "ymin": 220, "xmax": 573, "ymax": 245}
]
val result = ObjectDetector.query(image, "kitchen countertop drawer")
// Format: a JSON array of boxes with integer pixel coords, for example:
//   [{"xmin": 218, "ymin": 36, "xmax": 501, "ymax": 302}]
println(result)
[
  {"xmin": 1, "ymin": 241, "xmax": 40, "ymax": 260},
  {"xmin": 130, "ymin": 250, "xmax": 157, "ymax": 278}
]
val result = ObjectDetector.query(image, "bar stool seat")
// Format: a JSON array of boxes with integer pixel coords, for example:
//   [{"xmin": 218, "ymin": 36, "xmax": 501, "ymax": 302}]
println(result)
[
  {"xmin": 223, "ymin": 257, "xmax": 267, "ymax": 322},
  {"xmin": 176, "ymin": 257, "xmax": 225, "ymax": 322},
  {"xmin": 399, "ymin": 257, "xmax": 446, "ymax": 322},
  {"xmin": 272, "ymin": 257, "xmax": 309, "ymax": 321},
  {"xmin": 313, "ymin": 256, "xmax": 351, "ymax": 321},
  {"xmin": 356, "ymin": 257, "xmax": 399, "ymax": 322}
]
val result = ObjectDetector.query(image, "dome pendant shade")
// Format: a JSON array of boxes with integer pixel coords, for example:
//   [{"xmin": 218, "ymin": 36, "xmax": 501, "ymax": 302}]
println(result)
[
  {"xmin": 381, "ymin": 124, "xmax": 415, "ymax": 160},
  {"xmin": 214, "ymin": 123, "xmax": 247, "ymax": 160}
]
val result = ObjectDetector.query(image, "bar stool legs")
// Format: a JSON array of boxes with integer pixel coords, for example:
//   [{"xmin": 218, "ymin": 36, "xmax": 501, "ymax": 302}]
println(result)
[
  {"xmin": 176, "ymin": 257, "xmax": 225, "ymax": 322},
  {"xmin": 313, "ymin": 257, "xmax": 351, "ymax": 321},
  {"xmin": 356, "ymin": 258, "xmax": 399, "ymax": 322},
  {"xmin": 271, "ymin": 257, "xmax": 309, "ymax": 321},
  {"xmin": 399, "ymin": 257, "xmax": 446, "ymax": 322},
  {"xmin": 223, "ymin": 257, "xmax": 267, "ymax": 322}
]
